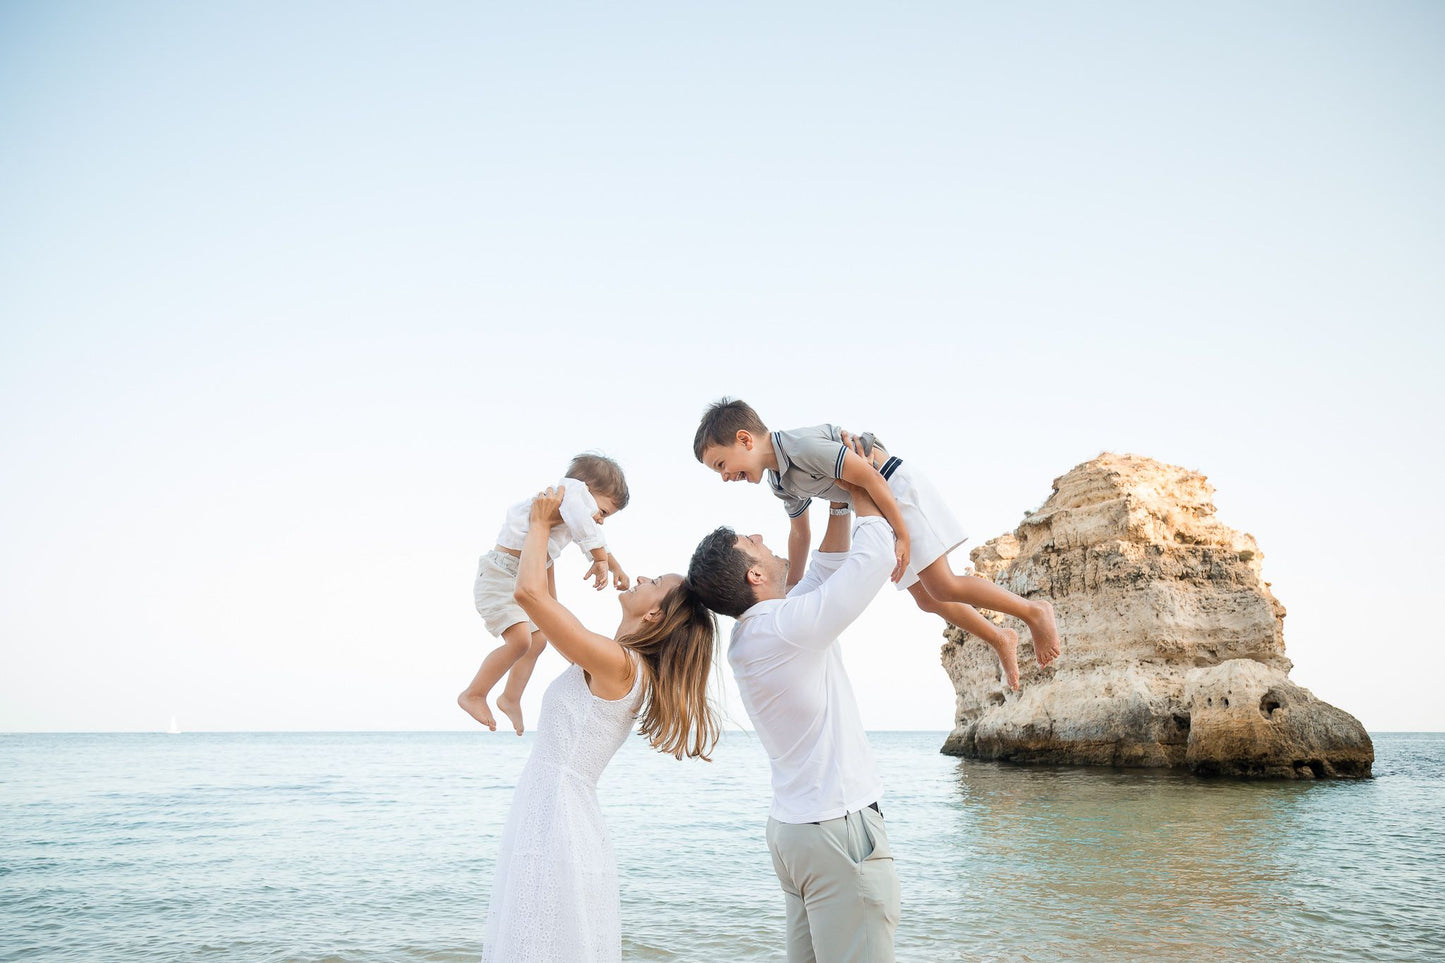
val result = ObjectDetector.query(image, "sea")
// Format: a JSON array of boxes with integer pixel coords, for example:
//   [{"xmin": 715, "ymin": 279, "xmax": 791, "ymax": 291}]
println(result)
[{"xmin": 1, "ymin": 731, "xmax": 1442, "ymax": 962}]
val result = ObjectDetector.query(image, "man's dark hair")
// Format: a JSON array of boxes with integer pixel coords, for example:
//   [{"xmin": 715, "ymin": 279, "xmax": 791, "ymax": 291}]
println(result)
[
  {"xmin": 566, "ymin": 453, "xmax": 629, "ymax": 509},
  {"xmin": 687, "ymin": 526, "xmax": 757, "ymax": 619},
  {"xmin": 693, "ymin": 398, "xmax": 768, "ymax": 463}
]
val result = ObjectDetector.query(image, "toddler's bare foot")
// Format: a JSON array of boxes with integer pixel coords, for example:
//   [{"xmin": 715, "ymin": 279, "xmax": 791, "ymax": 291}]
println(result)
[
  {"xmin": 457, "ymin": 692, "xmax": 497, "ymax": 731},
  {"xmin": 1027, "ymin": 599, "xmax": 1061, "ymax": 667},
  {"xmin": 496, "ymin": 693, "xmax": 525, "ymax": 735},
  {"xmin": 993, "ymin": 626, "xmax": 1020, "ymax": 691}
]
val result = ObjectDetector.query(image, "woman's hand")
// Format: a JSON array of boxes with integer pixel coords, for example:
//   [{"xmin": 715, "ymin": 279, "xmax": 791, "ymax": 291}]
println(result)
[{"xmin": 530, "ymin": 485, "xmax": 566, "ymax": 527}]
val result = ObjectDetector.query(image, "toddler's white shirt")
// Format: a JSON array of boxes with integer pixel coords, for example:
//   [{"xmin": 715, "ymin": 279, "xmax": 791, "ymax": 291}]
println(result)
[{"xmin": 494, "ymin": 477, "xmax": 608, "ymax": 562}]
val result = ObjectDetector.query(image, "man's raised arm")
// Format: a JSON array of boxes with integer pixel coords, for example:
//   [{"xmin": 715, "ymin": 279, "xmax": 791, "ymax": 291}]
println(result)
[{"xmin": 773, "ymin": 484, "xmax": 893, "ymax": 648}]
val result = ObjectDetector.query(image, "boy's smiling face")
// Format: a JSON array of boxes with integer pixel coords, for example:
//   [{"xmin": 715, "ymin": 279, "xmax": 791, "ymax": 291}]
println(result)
[{"xmin": 701, "ymin": 433, "xmax": 766, "ymax": 484}]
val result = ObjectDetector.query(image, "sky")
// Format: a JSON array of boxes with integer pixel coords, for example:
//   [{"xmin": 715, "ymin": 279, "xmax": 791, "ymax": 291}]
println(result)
[{"xmin": 2, "ymin": 2, "xmax": 1442, "ymax": 734}]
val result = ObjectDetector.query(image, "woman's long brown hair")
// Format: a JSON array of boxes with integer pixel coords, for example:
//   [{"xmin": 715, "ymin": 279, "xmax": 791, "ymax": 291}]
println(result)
[{"xmin": 618, "ymin": 582, "xmax": 720, "ymax": 761}]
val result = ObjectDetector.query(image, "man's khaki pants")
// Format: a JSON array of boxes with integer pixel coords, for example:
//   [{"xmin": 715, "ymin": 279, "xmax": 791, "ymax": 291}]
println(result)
[{"xmin": 765, "ymin": 807, "xmax": 900, "ymax": 962}]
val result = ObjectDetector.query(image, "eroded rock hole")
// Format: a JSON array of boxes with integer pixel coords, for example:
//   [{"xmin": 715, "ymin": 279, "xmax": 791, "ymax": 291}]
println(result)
[{"xmin": 1260, "ymin": 691, "xmax": 1283, "ymax": 720}]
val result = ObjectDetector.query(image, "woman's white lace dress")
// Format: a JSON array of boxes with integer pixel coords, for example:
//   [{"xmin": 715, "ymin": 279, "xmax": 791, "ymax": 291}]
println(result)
[{"xmin": 481, "ymin": 662, "xmax": 641, "ymax": 962}]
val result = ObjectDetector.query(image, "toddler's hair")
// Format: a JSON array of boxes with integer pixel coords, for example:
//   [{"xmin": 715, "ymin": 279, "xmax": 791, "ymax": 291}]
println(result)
[
  {"xmin": 693, "ymin": 397, "xmax": 768, "ymax": 462},
  {"xmin": 566, "ymin": 453, "xmax": 629, "ymax": 509}
]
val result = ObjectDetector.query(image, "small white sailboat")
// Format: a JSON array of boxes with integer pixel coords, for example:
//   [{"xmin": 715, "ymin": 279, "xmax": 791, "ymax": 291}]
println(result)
[{"xmin": 166, "ymin": 715, "xmax": 182, "ymax": 735}]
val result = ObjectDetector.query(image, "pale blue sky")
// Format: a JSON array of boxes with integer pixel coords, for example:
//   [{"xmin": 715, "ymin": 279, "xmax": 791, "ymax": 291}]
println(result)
[{"xmin": 2, "ymin": 2, "xmax": 1442, "ymax": 733}]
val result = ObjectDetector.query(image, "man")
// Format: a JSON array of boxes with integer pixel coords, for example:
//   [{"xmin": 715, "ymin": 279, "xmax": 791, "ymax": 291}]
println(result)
[{"xmin": 688, "ymin": 477, "xmax": 899, "ymax": 962}]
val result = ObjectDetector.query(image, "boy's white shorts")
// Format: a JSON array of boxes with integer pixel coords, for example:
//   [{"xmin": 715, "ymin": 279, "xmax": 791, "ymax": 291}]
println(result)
[
  {"xmin": 473, "ymin": 550, "xmax": 537, "ymax": 637},
  {"xmin": 888, "ymin": 462, "xmax": 968, "ymax": 591}
]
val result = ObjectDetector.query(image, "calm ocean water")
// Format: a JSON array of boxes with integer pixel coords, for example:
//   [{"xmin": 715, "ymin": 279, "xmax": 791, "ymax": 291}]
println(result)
[{"xmin": 1, "ymin": 730, "xmax": 1442, "ymax": 962}]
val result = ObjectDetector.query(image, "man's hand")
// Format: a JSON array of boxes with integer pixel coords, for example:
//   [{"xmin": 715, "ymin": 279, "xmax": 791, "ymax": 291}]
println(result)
[
  {"xmin": 840, "ymin": 429, "xmax": 887, "ymax": 470},
  {"xmin": 891, "ymin": 533, "xmax": 910, "ymax": 583}
]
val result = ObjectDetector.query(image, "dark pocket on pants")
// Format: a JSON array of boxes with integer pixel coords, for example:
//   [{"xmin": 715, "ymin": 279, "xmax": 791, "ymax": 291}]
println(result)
[{"xmin": 857, "ymin": 807, "xmax": 899, "ymax": 919}]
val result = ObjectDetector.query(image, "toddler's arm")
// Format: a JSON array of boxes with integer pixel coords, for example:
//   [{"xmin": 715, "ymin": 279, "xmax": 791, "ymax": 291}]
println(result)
[
  {"xmin": 581, "ymin": 550, "xmax": 629, "ymax": 591},
  {"xmin": 558, "ymin": 484, "xmax": 613, "ymax": 590},
  {"xmin": 558, "ymin": 484, "xmax": 607, "ymax": 553},
  {"xmin": 607, "ymin": 553, "xmax": 630, "ymax": 591}
]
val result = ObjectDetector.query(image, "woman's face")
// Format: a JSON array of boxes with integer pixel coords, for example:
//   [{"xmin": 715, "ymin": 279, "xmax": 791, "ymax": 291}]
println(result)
[{"xmin": 620, "ymin": 573, "xmax": 683, "ymax": 620}]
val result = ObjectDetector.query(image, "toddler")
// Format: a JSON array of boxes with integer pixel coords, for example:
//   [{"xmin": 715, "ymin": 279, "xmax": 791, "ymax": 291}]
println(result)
[{"xmin": 459, "ymin": 453, "xmax": 630, "ymax": 732}]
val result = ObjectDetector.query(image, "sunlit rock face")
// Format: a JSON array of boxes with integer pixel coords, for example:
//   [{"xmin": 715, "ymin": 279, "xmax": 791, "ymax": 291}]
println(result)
[{"xmin": 940, "ymin": 453, "xmax": 1372, "ymax": 779}]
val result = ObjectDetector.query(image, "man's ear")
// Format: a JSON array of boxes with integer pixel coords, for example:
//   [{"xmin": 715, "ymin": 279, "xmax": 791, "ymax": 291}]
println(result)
[
  {"xmin": 736, "ymin": 429, "xmax": 754, "ymax": 450},
  {"xmin": 746, "ymin": 566, "xmax": 766, "ymax": 586}
]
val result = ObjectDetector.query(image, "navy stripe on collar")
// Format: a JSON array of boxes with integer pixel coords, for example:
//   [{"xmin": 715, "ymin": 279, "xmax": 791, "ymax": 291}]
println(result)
[{"xmin": 771, "ymin": 431, "xmax": 790, "ymax": 473}]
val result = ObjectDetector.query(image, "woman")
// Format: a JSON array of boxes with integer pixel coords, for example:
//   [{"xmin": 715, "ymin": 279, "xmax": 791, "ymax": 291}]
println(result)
[{"xmin": 480, "ymin": 486, "xmax": 719, "ymax": 963}]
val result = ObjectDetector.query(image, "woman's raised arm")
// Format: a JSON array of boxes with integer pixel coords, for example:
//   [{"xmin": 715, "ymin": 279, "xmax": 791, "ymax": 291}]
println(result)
[{"xmin": 514, "ymin": 487, "xmax": 634, "ymax": 698}]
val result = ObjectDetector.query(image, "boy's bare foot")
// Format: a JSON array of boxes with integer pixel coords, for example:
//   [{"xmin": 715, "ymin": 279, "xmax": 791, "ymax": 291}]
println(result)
[
  {"xmin": 992, "ymin": 626, "xmax": 1020, "ymax": 691},
  {"xmin": 1027, "ymin": 599, "xmax": 1061, "ymax": 667},
  {"xmin": 496, "ymin": 693, "xmax": 525, "ymax": 735},
  {"xmin": 458, "ymin": 692, "xmax": 497, "ymax": 731}
]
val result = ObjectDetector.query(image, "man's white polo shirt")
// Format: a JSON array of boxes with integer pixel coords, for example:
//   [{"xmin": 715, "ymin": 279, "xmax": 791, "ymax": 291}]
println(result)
[{"xmin": 727, "ymin": 516, "xmax": 894, "ymax": 824}]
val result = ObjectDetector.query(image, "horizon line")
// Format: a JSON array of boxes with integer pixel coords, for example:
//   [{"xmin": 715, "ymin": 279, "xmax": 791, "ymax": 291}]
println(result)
[{"xmin": 2, "ymin": 728, "xmax": 1439, "ymax": 736}]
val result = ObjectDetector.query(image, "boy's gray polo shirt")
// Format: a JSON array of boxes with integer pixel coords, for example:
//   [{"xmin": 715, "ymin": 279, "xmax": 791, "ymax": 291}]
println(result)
[{"xmin": 767, "ymin": 425, "xmax": 854, "ymax": 518}]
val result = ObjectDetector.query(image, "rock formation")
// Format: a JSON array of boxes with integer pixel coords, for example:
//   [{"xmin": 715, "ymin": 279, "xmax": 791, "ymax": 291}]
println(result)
[{"xmin": 940, "ymin": 453, "xmax": 1372, "ymax": 779}]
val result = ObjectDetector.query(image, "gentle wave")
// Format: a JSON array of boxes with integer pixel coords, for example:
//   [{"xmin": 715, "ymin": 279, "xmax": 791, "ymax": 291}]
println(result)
[{"xmin": 1, "ymin": 732, "xmax": 1442, "ymax": 961}]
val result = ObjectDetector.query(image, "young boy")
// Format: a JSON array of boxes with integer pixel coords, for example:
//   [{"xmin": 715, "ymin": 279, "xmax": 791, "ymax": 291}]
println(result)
[
  {"xmin": 693, "ymin": 399, "xmax": 1060, "ymax": 689},
  {"xmin": 459, "ymin": 453, "xmax": 631, "ymax": 733}
]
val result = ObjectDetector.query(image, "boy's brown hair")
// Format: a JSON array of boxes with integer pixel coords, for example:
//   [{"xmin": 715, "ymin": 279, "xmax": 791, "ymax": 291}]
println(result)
[
  {"xmin": 692, "ymin": 397, "xmax": 768, "ymax": 462},
  {"xmin": 566, "ymin": 453, "xmax": 629, "ymax": 509}
]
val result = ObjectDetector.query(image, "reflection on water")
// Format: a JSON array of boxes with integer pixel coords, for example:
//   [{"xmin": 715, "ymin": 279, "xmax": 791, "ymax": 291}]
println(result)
[
  {"xmin": 938, "ymin": 764, "xmax": 1308, "ymax": 959},
  {"xmin": 0, "ymin": 732, "xmax": 1440, "ymax": 962},
  {"xmin": 888, "ymin": 737, "xmax": 1445, "ymax": 962}
]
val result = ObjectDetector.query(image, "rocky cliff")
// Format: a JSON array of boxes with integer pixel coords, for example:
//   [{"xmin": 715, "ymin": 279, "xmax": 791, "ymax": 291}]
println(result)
[{"xmin": 940, "ymin": 453, "xmax": 1373, "ymax": 779}]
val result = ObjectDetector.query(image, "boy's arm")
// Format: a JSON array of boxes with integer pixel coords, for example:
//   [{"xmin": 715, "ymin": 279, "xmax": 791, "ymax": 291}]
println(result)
[
  {"xmin": 786, "ymin": 510, "xmax": 811, "ymax": 589},
  {"xmin": 837, "ymin": 448, "xmax": 910, "ymax": 582}
]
